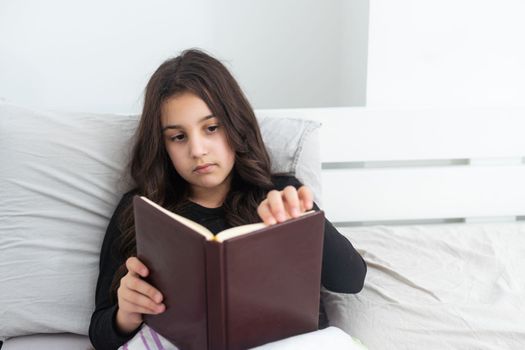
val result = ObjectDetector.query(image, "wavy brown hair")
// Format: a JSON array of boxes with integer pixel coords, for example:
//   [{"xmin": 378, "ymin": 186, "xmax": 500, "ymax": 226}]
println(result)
[{"xmin": 110, "ymin": 49, "xmax": 275, "ymax": 300}]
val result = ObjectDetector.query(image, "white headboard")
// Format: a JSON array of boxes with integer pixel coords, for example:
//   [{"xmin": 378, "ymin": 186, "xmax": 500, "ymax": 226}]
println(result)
[{"xmin": 258, "ymin": 107, "xmax": 525, "ymax": 226}]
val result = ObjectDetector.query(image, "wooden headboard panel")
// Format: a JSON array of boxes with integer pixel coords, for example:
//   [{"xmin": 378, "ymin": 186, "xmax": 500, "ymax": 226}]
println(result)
[{"xmin": 257, "ymin": 107, "xmax": 525, "ymax": 225}]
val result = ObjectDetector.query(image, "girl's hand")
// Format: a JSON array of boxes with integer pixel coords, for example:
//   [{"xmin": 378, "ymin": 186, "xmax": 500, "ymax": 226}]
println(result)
[
  {"xmin": 257, "ymin": 185, "xmax": 314, "ymax": 225},
  {"xmin": 115, "ymin": 257, "xmax": 165, "ymax": 334}
]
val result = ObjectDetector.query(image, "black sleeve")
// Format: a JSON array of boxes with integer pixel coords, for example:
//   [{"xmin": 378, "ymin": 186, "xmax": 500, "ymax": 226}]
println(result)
[
  {"xmin": 89, "ymin": 192, "xmax": 141, "ymax": 350},
  {"xmin": 272, "ymin": 175, "xmax": 367, "ymax": 293},
  {"xmin": 313, "ymin": 202, "xmax": 367, "ymax": 293}
]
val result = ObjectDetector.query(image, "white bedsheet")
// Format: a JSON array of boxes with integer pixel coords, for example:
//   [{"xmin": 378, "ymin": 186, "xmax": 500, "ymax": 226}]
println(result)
[{"xmin": 325, "ymin": 222, "xmax": 525, "ymax": 350}]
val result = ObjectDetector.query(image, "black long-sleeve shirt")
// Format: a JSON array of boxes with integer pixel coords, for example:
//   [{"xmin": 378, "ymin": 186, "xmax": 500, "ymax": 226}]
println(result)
[{"xmin": 89, "ymin": 175, "xmax": 367, "ymax": 350}]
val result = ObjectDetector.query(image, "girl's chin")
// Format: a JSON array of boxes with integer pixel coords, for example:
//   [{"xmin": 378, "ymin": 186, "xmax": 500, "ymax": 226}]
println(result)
[{"xmin": 190, "ymin": 176, "xmax": 226, "ymax": 188}]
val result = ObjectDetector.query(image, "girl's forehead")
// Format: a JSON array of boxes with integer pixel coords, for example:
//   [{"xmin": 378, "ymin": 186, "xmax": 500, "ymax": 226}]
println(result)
[{"xmin": 160, "ymin": 93, "xmax": 215, "ymax": 126}]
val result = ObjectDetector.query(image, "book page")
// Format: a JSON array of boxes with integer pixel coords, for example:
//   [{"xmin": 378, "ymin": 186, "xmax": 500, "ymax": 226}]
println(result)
[
  {"xmin": 215, "ymin": 222, "xmax": 267, "ymax": 242},
  {"xmin": 215, "ymin": 210, "xmax": 316, "ymax": 243},
  {"xmin": 140, "ymin": 196, "xmax": 215, "ymax": 240}
]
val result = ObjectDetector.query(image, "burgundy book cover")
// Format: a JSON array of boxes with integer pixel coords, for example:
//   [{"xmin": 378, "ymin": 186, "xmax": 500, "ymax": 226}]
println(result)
[
  {"xmin": 134, "ymin": 195, "xmax": 325, "ymax": 350},
  {"xmin": 134, "ymin": 197, "xmax": 209, "ymax": 350}
]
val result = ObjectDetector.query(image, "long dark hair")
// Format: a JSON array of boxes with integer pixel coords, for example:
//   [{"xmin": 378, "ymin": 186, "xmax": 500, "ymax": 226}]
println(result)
[{"xmin": 110, "ymin": 49, "xmax": 274, "ymax": 299}]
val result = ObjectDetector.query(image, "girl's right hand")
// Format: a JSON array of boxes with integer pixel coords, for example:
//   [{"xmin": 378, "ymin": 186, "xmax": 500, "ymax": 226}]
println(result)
[{"xmin": 115, "ymin": 257, "xmax": 166, "ymax": 334}]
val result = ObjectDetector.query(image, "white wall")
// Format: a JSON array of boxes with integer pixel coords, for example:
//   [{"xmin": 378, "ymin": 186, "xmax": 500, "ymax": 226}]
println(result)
[
  {"xmin": 0, "ymin": 0, "xmax": 369, "ymax": 114},
  {"xmin": 0, "ymin": 1, "xmax": 215, "ymax": 114},
  {"xmin": 340, "ymin": 0, "xmax": 369, "ymax": 106},
  {"xmin": 4, "ymin": 1, "xmax": 524, "ymax": 113},
  {"xmin": 367, "ymin": 0, "xmax": 525, "ymax": 108}
]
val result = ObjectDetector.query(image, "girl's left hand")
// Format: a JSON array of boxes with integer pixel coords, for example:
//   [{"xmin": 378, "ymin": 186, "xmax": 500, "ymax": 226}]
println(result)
[{"xmin": 257, "ymin": 185, "xmax": 314, "ymax": 225}]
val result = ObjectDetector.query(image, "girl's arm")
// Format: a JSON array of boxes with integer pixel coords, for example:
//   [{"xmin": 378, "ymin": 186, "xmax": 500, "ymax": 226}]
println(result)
[
  {"xmin": 88, "ymin": 193, "xmax": 171, "ymax": 349},
  {"xmin": 89, "ymin": 192, "xmax": 141, "ymax": 350},
  {"xmin": 314, "ymin": 201, "xmax": 367, "ymax": 293}
]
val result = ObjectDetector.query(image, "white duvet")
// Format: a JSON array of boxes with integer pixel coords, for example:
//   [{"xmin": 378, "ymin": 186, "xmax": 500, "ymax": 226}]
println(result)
[{"xmin": 324, "ymin": 222, "xmax": 525, "ymax": 350}]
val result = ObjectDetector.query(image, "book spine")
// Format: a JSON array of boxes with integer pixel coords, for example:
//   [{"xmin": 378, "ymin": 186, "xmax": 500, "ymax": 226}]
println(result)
[{"xmin": 205, "ymin": 240, "xmax": 227, "ymax": 350}]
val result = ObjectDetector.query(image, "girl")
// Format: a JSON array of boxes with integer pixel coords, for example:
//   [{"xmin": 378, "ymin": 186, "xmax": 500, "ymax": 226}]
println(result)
[{"xmin": 89, "ymin": 49, "xmax": 367, "ymax": 350}]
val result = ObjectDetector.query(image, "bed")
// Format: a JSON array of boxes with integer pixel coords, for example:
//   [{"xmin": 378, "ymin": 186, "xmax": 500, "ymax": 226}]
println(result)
[{"xmin": 1, "ymin": 103, "xmax": 525, "ymax": 349}]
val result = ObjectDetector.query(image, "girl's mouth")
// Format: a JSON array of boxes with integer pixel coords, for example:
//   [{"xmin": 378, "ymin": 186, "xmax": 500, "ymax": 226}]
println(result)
[{"xmin": 194, "ymin": 163, "xmax": 215, "ymax": 174}]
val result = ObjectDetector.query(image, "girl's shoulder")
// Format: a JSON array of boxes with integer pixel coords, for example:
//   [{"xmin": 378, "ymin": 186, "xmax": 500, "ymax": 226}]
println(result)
[
  {"xmin": 112, "ymin": 188, "xmax": 139, "ymax": 216},
  {"xmin": 270, "ymin": 173, "xmax": 303, "ymax": 191},
  {"xmin": 121, "ymin": 188, "xmax": 139, "ymax": 204}
]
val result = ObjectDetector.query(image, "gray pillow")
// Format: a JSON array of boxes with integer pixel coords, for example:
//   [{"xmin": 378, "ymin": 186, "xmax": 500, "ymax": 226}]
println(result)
[
  {"xmin": 0, "ymin": 102, "xmax": 321, "ymax": 340},
  {"xmin": 258, "ymin": 116, "xmax": 322, "ymax": 205}
]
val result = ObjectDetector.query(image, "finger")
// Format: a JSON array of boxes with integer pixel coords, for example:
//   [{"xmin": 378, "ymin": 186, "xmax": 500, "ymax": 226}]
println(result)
[
  {"xmin": 267, "ymin": 190, "xmax": 287, "ymax": 223},
  {"xmin": 297, "ymin": 186, "xmax": 314, "ymax": 211},
  {"xmin": 120, "ymin": 296, "xmax": 165, "ymax": 315},
  {"xmin": 282, "ymin": 186, "xmax": 301, "ymax": 218},
  {"xmin": 257, "ymin": 199, "xmax": 277, "ymax": 225},
  {"xmin": 126, "ymin": 275, "xmax": 164, "ymax": 303},
  {"xmin": 121, "ymin": 288, "xmax": 165, "ymax": 314},
  {"xmin": 126, "ymin": 257, "xmax": 149, "ymax": 278}
]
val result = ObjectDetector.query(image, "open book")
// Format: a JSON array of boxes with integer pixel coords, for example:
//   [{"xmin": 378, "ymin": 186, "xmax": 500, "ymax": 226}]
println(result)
[{"xmin": 133, "ymin": 195, "xmax": 325, "ymax": 350}]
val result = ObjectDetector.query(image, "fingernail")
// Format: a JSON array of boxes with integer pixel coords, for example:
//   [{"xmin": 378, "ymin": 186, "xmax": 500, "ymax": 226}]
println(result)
[
  {"xmin": 292, "ymin": 208, "xmax": 300, "ymax": 217},
  {"xmin": 268, "ymin": 218, "xmax": 276, "ymax": 225},
  {"xmin": 277, "ymin": 213, "xmax": 286, "ymax": 222}
]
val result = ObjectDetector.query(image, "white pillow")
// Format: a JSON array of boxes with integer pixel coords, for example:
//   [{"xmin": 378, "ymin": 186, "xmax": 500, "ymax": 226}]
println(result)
[{"xmin": 0, "ymin": 102, "xmax": 321, "ymax": 340}]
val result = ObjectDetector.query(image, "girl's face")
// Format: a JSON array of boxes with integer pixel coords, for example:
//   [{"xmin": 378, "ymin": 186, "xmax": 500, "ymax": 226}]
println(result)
[{"xmin": 160, "ymin": 92, "xmax": 235, "ymax": 200}]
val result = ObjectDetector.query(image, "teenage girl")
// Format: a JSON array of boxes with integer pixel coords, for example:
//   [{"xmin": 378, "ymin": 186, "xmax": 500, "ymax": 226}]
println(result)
[{"xmin": 88, "ymin": 49, "xmax": 367, "ymax": 350}]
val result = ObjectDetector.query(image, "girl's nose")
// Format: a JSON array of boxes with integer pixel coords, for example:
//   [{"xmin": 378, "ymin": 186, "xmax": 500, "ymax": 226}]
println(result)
[{"xmin": 189, "ymin": 135, "xmax": 208, "ymax": 158}]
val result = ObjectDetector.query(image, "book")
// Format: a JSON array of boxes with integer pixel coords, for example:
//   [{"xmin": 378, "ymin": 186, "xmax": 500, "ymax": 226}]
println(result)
[{"xmin": 133, "ymin": 195, "xmax": 325, "ymax": 350}]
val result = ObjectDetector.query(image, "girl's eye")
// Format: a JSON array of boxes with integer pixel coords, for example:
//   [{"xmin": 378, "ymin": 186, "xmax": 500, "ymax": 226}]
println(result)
[
  {"xmin": 207, "ymin": 125, "xmax": 219, "ymax": 133},
  {"xmin": 170, "ymin": 134, "xmax": 185, "ymax": 142}
]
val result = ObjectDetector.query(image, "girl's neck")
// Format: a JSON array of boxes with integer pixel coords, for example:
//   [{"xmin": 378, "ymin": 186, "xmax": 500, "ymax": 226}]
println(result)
[
  {"xmin": 188, "ymin": 177, "xmax": 231, "ymax": 209},
  {"xmin": 189, "ymin": 196, "xmax": 224, "ymax": 209}
]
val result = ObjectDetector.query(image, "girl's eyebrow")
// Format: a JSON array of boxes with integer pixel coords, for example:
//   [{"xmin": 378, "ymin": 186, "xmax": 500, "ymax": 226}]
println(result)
[{"xmin": 162, "ymin": 115, "xmax": 215, "ymax": 132}]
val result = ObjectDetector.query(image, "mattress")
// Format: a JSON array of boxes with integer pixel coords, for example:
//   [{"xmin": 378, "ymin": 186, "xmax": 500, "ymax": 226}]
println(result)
[{"xmin": 326, "ymin": 222, "xmax": 525, "ymax": 349}]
